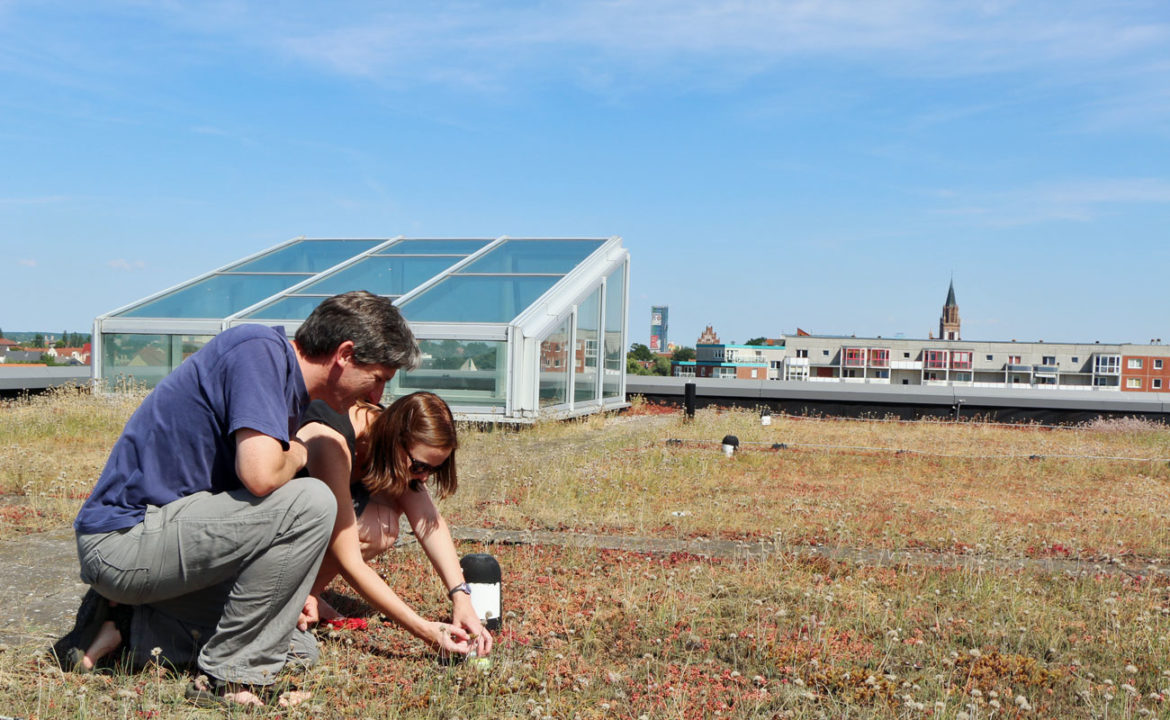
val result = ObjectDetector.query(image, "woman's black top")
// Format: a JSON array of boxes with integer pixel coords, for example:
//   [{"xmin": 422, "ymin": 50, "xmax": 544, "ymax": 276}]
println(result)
[{"xmin": 298, "ymin": 399, "xmax": 372, "ymax": 515}]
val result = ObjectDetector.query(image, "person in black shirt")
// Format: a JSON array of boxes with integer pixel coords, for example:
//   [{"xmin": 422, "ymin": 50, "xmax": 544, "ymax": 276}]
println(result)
[{"xmin": 297, "ymin": 391, "xmax": 492, "ymax": 658}]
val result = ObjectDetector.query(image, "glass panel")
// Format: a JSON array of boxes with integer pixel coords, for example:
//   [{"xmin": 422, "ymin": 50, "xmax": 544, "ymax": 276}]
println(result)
[
  {"xmin": 101, "ymin": 333, "xmax": 214, "ymax": 388},
  {"xmin": 120, "ymin": 274, "xmax": 304, "ymax": 318},
  {"xmin": 229, "ymin": 240, "xmax": 380, "ymax": 272},
  {"xmin": 391, "ymin": 339, "xmax": 506, "ymax": 408},
  {"xmin": 461, "ymin": 239, "xmax": 604, "ymax": 274},
  {"xmin": 175, "ymin": 335, "xmax": 214, "ymax": 366},
  {"xmin": 539, "ymin": 318, "xmax": 570, "ymax": 407},
  {"xmin": 244, "ymin": 295, "xmax": 329, "ymax": 321},
  {"xmin": 102, "ymin": 333, "xmax": 168, "ymax": 387},
  {"xmin": 377, "ymin": 240, "xmax": 491, "ymax": 255},
  {"xmin": 300, "ymin": 256, "xmax": 461, "ymax": 296},
  {"xmin": 603, "ymin": 265, "xmax": 625, "ymax": 399},
  {"xmin": 400, "ymin": 275, "xmax": 558, "ymax": 323},
  {"xmin": 574, "ymin": 288, "xmax": 601, "ymax": 404}
]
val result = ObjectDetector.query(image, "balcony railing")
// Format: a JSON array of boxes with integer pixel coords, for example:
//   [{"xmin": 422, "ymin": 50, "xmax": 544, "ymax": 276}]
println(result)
[
  {"xmin": 726, "ymin": 353, "xmax": 764, "ymax": 363},
  {"xmin": 766, "ymin": 376, "xmax": 1127, "ymax": 391}
]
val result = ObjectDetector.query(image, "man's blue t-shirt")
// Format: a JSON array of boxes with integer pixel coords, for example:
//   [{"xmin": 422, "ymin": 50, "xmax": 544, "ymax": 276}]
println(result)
[{"xmin": 75, "ymin": 325, "xmax": 309, "ymax": 534}]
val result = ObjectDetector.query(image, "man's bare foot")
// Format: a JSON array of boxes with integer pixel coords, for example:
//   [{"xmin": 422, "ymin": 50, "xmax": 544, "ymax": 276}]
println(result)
[
  {"xmin": 221, "ymin": 687, "xmax": 265, "ymax": 707},
  {"xmin": 80, "ymin": 619, "xmax": 121, "ymax": 671},
  {"xmin": 219, "ymin": 685, "xmax": 312, "ymax": 708},
  {"xmin": 219, "ymin": 685, "xmax": 311, "ymax": 708},
  {"xmin": 186, "ymin": 675, "xmax": 312, "ymax": 709},
  {"xmin": 278, "ymin": 690, "xmax": 313, "ymax": 707}
]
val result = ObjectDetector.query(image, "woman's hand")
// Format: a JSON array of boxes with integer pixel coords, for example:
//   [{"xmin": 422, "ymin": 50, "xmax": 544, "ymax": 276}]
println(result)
[
  {"xmin": 452, "ymin": 601, "xmax": 494, "ymax": 656},
  {"xmin": 429, "ymin": 621, "xmax": 472, "ymax": 656}
]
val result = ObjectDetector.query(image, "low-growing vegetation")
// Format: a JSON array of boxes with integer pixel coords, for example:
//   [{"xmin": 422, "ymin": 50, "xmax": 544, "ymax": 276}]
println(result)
[
  {"xmin": 447, "ymin": 403, "xmax": 1170, "ymax": 562},
  {"xmin": 1, "ymin": 388, "xmax": 1169, "ymax": 718}
]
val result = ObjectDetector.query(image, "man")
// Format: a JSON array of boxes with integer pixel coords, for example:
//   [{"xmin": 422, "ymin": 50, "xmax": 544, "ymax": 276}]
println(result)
[{"xmin": 61, "ymin": 291, "xmax": 419, "ymax": 708}]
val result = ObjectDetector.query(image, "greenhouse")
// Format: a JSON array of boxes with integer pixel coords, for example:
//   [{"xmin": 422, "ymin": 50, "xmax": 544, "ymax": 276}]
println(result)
[{"xmin": 94, "ymin": 236, "xmax": 630, "ymax": 421}]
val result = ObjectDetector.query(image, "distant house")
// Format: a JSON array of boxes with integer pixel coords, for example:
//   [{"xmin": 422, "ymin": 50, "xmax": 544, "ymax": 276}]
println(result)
[
  {"xmin": 128, "ymin": 346, "xmax": 168, "ymax": 367},
  {"xmin": 46, "ymin": 344, "xmax": 92, "ymax": 365}
]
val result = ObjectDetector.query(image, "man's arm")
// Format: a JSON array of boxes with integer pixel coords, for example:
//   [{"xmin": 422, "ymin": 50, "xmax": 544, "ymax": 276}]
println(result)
[{"xmin": 235, "ymin": 428, "xmax": 308, "ymax": 497}]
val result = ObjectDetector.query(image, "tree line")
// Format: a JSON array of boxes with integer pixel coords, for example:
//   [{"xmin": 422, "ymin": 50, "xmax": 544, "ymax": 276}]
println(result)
[
  {"xmin": 626, "ymin": 342, "xmax": 695, "ymax": 376},
  {"xmin": 0, "ymin": 328, "xmax": 91, "ymax": 348}
]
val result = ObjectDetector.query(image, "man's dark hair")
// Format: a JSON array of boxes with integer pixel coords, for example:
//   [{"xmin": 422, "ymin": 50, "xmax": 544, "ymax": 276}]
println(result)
[{"xmin": 295, "ymin": 291, "xmax": 422, "ymax": 370}]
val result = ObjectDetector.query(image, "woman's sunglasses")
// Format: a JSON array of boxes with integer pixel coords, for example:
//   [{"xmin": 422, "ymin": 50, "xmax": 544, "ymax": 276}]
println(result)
[{"xmin": 407, "ymin": 451, "xmax": 444, "ymax": 476}]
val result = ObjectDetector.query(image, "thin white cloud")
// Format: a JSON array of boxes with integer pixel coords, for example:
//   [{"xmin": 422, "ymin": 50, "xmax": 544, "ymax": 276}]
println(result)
[
  {"xmin": 930, "ymin": 177, "xmax": 1170, "ymax": 226},
  {"xmin": 1008, "ymin": 177, "xmax": 1170, "ymax": 224},
  {"xmin": 107, "ymin": 259, "xmax": 146, "ymax": 271},
  {"xmin": 1038, "ymin": 177, "xmax": 1170, "ymax": 205},
  {"xmin": 17, "ymin": 258, "xmax": 36, "ymax": 267},
  {"xmin": 126, "ymin": 1, "xmax": 1170, "ymax": 86},
  {"xmin": 191, "ymin": 125, "xmax": 230, "ymax": 136},
  {"xmin": 1076, "ymin": 83, "xmax": 1170, "ymax": 135},
  {"xmin": 5, "ymin": 1, "xmax": 1170, "ymax": 135},
  {"xmin": 905, "ymin": 101, "xmax": 1006, "ymax": 132},
  {"xmin": 0, "ymin": 195, "xmax": 68, "ymax": 205},
  {"xmin": 929, "ymin": 206, "xmax": 991, "ymax": 218},
  {"xmin": 189, "ymin": 124, "xmax": 259, "ymax": 147}
]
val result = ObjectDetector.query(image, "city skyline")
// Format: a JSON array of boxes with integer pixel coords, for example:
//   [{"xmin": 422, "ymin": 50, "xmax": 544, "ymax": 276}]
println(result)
[{"xmin": 3, "ymin": 2, "xmax": 1169, "ymax": 345}]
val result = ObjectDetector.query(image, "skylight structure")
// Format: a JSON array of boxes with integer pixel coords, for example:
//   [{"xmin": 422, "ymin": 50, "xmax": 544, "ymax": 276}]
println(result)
[{"xmin": 94, "ymin": 236, "xmax": 630, "ymax": 421}]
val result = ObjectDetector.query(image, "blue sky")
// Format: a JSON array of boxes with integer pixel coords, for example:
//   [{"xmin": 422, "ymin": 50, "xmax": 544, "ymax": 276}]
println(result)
[{"xmin": 2, "ymin": 1, "xmax": 1169, "ymax": 346}]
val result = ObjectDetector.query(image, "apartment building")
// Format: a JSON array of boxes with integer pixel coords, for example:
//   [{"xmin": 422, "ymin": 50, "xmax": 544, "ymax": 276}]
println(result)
[
  {"xmin": 1120, "ymin": 354, "xmax": 1170, "ymax": 392},
  {"xmin": 672, "ymin": 282, "xmax": 1170, "ymax": 392}
]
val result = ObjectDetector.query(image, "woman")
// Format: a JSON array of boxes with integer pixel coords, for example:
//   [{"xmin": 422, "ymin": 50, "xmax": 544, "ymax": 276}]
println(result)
[{"xmin": 297, "ymin": 391, "xmax": 492, "ymax": 658}]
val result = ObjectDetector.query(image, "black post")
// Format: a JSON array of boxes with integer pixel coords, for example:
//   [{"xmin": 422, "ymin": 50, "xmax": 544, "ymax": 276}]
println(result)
[{"xmin": 684, "ymin": 382, "xmax": 696, "ymax": 420}]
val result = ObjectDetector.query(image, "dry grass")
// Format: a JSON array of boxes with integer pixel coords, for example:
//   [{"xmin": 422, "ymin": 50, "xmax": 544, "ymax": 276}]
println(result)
[
  {"xmin": 448, "ymin": 407, "xmax": 1170, "ymax": 562},
  {"xmin": 2, "ymin": 391, "xmax": 1170, "ymax": 718},
  {"xmin": 0, "ymin": 385, "xmax": 146, "ymax": 538}
]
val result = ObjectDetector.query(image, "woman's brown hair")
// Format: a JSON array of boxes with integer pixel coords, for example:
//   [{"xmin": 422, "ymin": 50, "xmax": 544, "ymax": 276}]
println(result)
[{"xmin": 360, "ymin": 391, "xmax": 458, "ymax": 499}]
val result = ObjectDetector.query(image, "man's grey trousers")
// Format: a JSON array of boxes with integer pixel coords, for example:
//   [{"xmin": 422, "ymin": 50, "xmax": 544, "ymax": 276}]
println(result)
[{"xmin": 76, "ymin": 477, "xmax": 336, "ymax": 685}]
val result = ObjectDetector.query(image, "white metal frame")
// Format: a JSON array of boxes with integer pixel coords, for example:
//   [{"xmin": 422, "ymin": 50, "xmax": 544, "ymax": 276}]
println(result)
[{"xmin": 93, "ymin": 235, "xmax": 629, "ymax": 421}]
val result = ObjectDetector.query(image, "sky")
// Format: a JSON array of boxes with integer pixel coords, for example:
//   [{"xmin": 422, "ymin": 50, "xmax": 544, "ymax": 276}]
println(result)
[{"xmin": 2, "ymin": 1, "xmax": 1169, "ymax": 346}]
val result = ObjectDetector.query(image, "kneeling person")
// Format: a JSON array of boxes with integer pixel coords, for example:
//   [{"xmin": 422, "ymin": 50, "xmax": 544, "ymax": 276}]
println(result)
[{"xmin": 58, "ymin": 291, "xmax": 419, "ymax": 708}]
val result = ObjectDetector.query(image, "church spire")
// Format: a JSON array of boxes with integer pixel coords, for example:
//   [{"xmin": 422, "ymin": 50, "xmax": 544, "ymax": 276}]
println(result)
[{"xmin": 940, "ymin": 278, "xmax": 960, "ymax": 340}]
